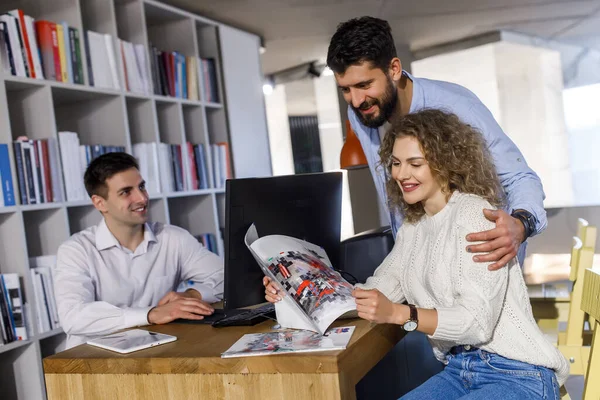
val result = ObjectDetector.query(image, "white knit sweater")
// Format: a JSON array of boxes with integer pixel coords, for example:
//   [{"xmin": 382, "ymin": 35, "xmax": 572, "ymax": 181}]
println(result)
[{"xmin": 358, "ymin": 192, "xmax": 569, "ymax": 385}]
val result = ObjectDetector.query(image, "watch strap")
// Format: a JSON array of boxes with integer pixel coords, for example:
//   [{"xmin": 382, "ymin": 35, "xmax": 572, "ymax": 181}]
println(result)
[
  {"xmin": 407, "ymin": 304, "xmax": 418, "ymax": 323},
  {"xmin": 511, "ymin": 209, "xmax": 535, "ymax": 238}
]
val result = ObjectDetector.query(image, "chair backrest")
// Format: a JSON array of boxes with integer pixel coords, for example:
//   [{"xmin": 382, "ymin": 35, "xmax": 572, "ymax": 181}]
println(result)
[
  {"xmin": 563, "ymin": 219, "xmax": 597, "ymax": 347},
  {"xmin": 581, "ymin": 268, "xmax": 600, "ymax": 399}
]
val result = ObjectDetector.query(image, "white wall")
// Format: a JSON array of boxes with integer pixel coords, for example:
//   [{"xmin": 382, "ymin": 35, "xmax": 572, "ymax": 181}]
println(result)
[
  {"xmin": 412, "ymin": 42, "xmax": 574, "ymax": 208},
  {"xmin": 265, "ymin": 85, "xmax": 295, "ymax": 176}
]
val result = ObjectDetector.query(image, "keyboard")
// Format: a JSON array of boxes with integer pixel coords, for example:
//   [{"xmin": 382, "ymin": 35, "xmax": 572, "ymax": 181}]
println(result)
[
  {"xmin": 173, "ymin": 303, "xmax": 275, "ymax": 327},
  {"xmin": 211, "ymin": 303, "xmax": 275, "ymax": 327}
]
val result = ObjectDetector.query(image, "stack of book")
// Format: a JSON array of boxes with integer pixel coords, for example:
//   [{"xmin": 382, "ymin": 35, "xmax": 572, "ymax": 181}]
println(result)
[
  {"xmin": 58, "ymin": 131, "xmax": 125, "ymax": 202},
  {"xmin": 29, "ymin": 256, "xmax": 60, "ymax": 334},
  {"xmin": 149, "ymin": 44, "xmax": 219, "ymax": 102},
  {"xmin": 0, "ymin": 9, "xmax": 84, "ymax": 84},
  {"xmin": 0, "ymin": 273, "xmax": 28, "ymax": 345},
  {"xmin": 153, "ymin": 142, "xmax": 211, "ymax": 193},
  {"xmin": 195, "ymin": 233, "xmax": 218, "ymax": 254},
  {"xmin": 210, "ymin": 142, "xmax": 231, "ymax": 189},
  {"xmin": 119, "ymin": 39, "xmax": 151, "ymax": 95},
  {"xmin": 10, "ymin": 139, "xmax": 63, "ymax": 205},
  {"xmin": 85, "ymin": 30, "xmax": 119, "ymax": 90}
]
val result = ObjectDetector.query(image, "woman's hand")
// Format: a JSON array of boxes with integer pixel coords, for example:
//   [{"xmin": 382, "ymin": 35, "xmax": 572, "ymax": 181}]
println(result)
[
  {"xmin": 352, "ymin": 288, "xmax": 404, "ymax": 324},
  {"xmin": 263, "ymin": 276, "xmax": 283, "ymax": 303}
]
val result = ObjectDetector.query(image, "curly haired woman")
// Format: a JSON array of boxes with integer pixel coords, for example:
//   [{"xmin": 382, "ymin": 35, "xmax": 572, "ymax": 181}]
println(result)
[{"xmin": 353, "ymin": 109, "xmax": 569, "ymax": 399}]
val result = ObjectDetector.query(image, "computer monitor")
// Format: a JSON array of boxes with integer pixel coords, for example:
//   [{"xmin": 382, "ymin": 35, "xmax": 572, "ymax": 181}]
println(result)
[{"xmin": 223, "ymin": 172, "xmax": 343, "ymax": 310}]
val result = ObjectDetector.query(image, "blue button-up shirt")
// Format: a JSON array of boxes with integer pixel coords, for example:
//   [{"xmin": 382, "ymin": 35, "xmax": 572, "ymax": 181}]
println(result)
[{"xmin": 349, "ymin": 71, "xmax": 547, "ymax": 263}]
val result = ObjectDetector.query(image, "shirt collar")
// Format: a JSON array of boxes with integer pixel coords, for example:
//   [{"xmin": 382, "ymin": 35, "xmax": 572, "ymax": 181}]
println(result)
[
  {"xmin": 95, "ymin": 219, "xmax": 157, "ymax": 251},
  {"xmin": 404, "ymin": 70, "xmax": 424, "ymax": 113}
]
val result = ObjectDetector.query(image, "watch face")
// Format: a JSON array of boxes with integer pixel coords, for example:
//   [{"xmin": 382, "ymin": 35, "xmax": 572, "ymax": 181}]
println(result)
[{"xmin": 403, "ymin": 320, "xmax": 418, "ymax": 331}]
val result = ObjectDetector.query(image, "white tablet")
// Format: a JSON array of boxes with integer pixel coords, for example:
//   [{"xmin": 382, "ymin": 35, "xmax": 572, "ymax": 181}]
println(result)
[{"xmin": 87, "ymin": 329, "xmax": 177, "ymax": 354}]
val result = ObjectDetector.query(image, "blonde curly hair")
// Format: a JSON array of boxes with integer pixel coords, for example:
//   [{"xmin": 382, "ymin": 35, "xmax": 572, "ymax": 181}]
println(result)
[{"xmin": 379, "ymin": 109, "xmax": 504, "ymax": 223}]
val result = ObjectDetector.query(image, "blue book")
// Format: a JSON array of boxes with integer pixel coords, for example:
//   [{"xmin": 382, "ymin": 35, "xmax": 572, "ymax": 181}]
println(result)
[
  {"xmin": 174, "ymin": 52, "xmax": 180, "ymax": 98},
  {"xmin": 181, "ymin": 54, "xmax": 187, "ymax": 99},
  {"xmin": 195, "ymin": 144, "xmax": 208, "ymax": 189},
  {"xmin": 0, "ymin": 144, "xmax": 16, "ymax": 206}
]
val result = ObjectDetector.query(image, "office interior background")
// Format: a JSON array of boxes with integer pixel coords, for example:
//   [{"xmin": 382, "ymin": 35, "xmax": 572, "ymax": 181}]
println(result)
[{"xmin": 1, "ymin": 0, "xmax": 600, "ymax": 399}]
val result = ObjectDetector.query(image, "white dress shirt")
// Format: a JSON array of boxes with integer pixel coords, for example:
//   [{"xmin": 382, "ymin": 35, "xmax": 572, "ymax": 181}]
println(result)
[{"xmin": 54, "ymin": 219, "xmax": 224, "ymax": 348}]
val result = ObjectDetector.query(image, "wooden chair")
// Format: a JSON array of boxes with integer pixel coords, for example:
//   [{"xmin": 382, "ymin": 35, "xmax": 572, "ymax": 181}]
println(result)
[
  {"xmin": 580, "ymin": 267, "xmax": 600, "ymax": 399},
  {"xmin": 558, "ymin": 219, "xmax": 596, "ymax": 376}
]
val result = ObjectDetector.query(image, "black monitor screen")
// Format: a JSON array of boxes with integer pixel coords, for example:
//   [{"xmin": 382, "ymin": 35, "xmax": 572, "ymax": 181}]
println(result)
[{"xmin": 223, "ymin": 172, "xmax": 343, "ymax": 310}]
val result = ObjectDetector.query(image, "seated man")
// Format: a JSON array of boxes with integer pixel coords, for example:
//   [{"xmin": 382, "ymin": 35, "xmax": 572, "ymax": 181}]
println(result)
[{"xmin": 54, "ymin": 152, "xmax": 223, "ymax": 348}]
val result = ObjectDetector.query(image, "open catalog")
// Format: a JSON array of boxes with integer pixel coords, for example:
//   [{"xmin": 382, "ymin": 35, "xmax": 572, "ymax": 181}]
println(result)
[{"xmin": 245, "ymin": 224, "xmax": 357, "ymax": 335}]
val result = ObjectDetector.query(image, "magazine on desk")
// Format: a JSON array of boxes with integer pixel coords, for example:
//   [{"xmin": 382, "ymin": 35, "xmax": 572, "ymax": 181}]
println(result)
[
  {"xmin": 244, "ymin": 224, "xmax": 357, "ymax": 335},
  {"xmin": 221, "ymin": 326, "xmax": 355, "ymax": 358}
]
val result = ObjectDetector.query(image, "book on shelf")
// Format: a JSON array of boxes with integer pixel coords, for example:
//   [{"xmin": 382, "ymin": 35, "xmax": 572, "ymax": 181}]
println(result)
[
  {"xmin": 29, "ymin": 256, "xmax": 60, "ymax": 333},
  {"xmin": 0, "ymin": 144, "xmax": 16, "ymax": 207},
  {"xmin": 86, "ymin": 30, "xmax": 119, "ymax": 90},
  {"xmin": 200, "ymin": 57, "xmax": 219, "ymax": 103},
  {"xmin": 9, "ymin": 138, "xmax": 62, "ymax": 205},
  {"xmin": 244, "ymin": 224, "xmax": 357, "ymax": 335},
  {"xmin": 221, "ymin": 326, "xmax": 355, "ymax": 358},
  {"xmin": 210, "ymin": 142, "xmax": 231, "ymax": 189},
  {"xmin": 132, "ymin": 142, "xmax": 161, "ymax": 195},
  {"xmin": 120, "ymin": 39, "xmax": 152, "ymax": 95},
  {"xmin": 0, "ymin": 273, "xmax": 28, "ymax": 344},
  {"xmin": 194, "ymin": 232, "xmax": 222, "ymax": 256},
  {"xmin": 148, "ymin": 44, "xmax": 219, "ymax": 102},
  {"xmin": 58, "ymin": 131, "xmax": 125, "ymax": 202},
  {"xmin": 0, "ymin": 10, "xmax": 85, "ymax": 83}
]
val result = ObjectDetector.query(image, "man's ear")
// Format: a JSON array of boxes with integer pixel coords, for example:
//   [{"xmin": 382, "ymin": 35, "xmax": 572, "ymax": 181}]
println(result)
[
  {"xmin": 91, "ymin": 194, "xmax": 107, "ymax": 213},
  {"xmin": 389, "ymin": 57, "xmax": 403, "ymax": 82}
]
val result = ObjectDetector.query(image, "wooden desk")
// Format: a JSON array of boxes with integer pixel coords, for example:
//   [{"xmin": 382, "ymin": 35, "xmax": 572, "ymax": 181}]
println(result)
[{"xmin": 43, "ymin": 319, "xmax": 404, "ymax": 400}]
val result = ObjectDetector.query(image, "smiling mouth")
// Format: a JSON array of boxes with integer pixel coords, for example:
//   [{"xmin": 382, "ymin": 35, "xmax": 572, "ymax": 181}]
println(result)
[
  {"xmin": 132, "ymin": 205, "xmax": 147, "ymax": 213},
  {"xmin": 360, "ymin": 105, "xmax": 377, "ymax": 114},
  {"xmin": 401, "ymin": 183, "xmax": 420, "ymax": 192}
]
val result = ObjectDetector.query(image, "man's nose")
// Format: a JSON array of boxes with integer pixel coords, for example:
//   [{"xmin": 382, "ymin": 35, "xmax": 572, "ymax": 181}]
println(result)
[{"xmin": 350, "ymin": 89, "xmax": 366, "ymax": 109}]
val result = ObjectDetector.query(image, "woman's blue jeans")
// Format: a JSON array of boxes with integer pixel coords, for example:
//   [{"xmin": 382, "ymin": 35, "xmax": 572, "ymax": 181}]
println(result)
[{"xmin": 400, "ymin": 347, "xmax": 560, "ymax": 399}]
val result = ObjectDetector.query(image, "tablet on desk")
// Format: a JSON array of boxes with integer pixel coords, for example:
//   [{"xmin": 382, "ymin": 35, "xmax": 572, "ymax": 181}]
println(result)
[{"xmin": 87, "ymin": 329, "xmax": 177, "ymax": 354}]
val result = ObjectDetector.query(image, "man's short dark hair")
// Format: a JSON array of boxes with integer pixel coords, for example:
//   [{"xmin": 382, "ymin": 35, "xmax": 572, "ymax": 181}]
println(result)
[
  {"xmin": 327, "ymin": 16, "xmax": 397, "ymax": 74},
  {"xmin": 84, "ymin": 152, "xmax": 139, "ymax": 198}
]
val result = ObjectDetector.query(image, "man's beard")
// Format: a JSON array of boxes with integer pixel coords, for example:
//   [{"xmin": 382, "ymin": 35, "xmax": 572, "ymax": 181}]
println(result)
[{"xmin": 351, "ymin": 78, "xmax": 398, "ymax": 128}]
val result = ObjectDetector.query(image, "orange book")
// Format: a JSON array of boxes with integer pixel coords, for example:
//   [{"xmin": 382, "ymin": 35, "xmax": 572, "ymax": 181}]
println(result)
[{"xmin": 217, "ymin": 142, "xmax": 232, "ymax": 179}]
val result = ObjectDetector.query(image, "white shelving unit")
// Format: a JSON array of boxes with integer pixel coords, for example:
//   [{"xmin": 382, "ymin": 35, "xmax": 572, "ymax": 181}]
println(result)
[{"xmin": 0, "ymin": 0, "xmax": 270, "ymax": 398}]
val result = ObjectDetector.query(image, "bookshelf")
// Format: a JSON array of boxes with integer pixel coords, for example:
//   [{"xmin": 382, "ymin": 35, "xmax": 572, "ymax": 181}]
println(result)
[{"xmin": 0, "ymin": 0, "xmax": 270, "ymax": 399}]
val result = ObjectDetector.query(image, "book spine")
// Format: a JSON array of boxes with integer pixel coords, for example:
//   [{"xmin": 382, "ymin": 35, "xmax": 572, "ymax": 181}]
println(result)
[
  {"xmin": 34, "ymin": 20, "xmax": 56, "ymax": 81},
  {"xmin": 83, "ymin": 31, "xmax": 93, "ymax": 86},
  {"xmin": 0, "ymin": 21, "xmax": 16, "ymax": 75},
  {"xmin": 41, "ymin": 140, "xmax": 53, "ymax": 202},
  {"xmin": 50, "ymin": 23, "xmax": 62, "ymax": 82},
  {"xmin": 0, "ymin": 145, "xmax": 15, "ymax": 206},
  {"xmin": 8, "ymin": 10, "xmax": 34, "ymax": 77},
  {"xmin": 55, "ymin": 23, "xmax": 68, "ymax": 82},
  {"xmin": 71, "ymin": 28, "xmax": 83, "ymax": 84},
  {"xmin": 62, "ymin": 22, "xmax": 73, "ymax": 83},
  {"xmin": 0, "ymin": 15, "xmax": 26, "ymax": 77},
  {"xmin": 21, "ymin": 143, "xmax": 36, "ymax": 204},
  {"xmin": 0, "ymin": 276, "xmax": 16, "ymax": 342}
]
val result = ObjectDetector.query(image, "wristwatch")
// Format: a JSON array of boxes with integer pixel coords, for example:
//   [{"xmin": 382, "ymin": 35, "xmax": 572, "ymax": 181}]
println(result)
[
  {"xmin": 511, "ymin": 209, "xmax": 536, "ymax": 239},
  {"xmin": 402, "ymin": 304, "xmax": 418, "ymax": 331}
]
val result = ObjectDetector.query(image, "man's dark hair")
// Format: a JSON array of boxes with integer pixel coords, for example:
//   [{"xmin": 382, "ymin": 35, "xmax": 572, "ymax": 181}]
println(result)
[
  {"xmin": 84, "ymin": 152, "xmax": 139, "ymax": 198},
  {"xmin": 327, "ymin": 16, "xmax": 397, "ymax": 74}
]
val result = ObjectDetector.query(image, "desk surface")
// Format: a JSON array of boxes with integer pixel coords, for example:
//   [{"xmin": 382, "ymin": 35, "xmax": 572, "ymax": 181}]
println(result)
[{"xmin": 44, "ymin": 318, "xmax": 404, "ymax": 381}]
